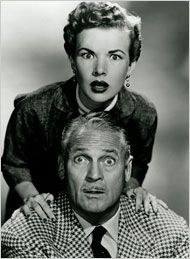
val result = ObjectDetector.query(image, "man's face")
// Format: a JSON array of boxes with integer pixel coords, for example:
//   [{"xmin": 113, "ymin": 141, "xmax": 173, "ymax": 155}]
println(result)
[
  {"xmin": 66, "ymin": 129, "xmax": 130, "ymax": 222},
  {"xmin": 72, "ymin": 27, "xmax": 131, "ymax": 106}
]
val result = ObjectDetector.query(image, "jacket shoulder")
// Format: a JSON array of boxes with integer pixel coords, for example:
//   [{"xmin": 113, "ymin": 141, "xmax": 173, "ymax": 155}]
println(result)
[
  {"xmin": 1, "ymin": 208, "xmax": 56, "ymax": 249},
  {"xmin": 120, "ymin": 195, "xmax": 189, "ymax": 256},
  {"xmin": 130, "ymin": 90, "xmax": 158, "ymax": 122},
  {"xmin": 14, "ymin": 81, "xmax": 65, "ymax": 107}
]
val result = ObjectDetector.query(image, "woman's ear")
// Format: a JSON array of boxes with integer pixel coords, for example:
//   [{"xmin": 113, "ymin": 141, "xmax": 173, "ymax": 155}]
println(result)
[
  {"xmin": 127, "ymin": 61, "xmax": 136, "ymax": 76},
  {"xmin": 125, "ymin": 155, "xmax": 133, "ymax": 182}
]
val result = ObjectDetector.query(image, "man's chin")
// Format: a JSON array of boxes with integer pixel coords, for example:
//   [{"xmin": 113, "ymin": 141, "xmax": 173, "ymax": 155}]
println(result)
[{"xmin": 82, "ymin": 202, "xmax": 107, "ymax": 214}]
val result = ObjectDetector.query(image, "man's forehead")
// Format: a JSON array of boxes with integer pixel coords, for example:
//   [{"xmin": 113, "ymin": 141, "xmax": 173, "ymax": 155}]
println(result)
[{"xmin": 69, "ymin": 129, "xmax": 123, "ymax": 152}]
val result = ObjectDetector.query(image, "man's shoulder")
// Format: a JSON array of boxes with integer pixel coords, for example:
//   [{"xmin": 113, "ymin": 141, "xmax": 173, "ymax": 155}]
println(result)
[
  {"xmin": 1, "ymin": 208, "xmax": 56, "ymax": 246},
  {"xmin": 1, "ymin": 192, "xmax": 70, "ymax": 244},
  {"xmin": 120, "ymin": 195, "xmax": 188, "ymax": 239}
]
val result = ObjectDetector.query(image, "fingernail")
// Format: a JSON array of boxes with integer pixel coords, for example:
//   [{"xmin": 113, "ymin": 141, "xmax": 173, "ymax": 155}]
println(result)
[{"xmin": 47, "ymin": 200, "xmax": 51, "ymax": 205}]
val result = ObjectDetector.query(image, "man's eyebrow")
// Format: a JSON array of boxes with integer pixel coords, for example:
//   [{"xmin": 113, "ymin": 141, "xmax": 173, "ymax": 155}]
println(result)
[
  {"xmin": 76, "ymin": 48, "xmax": 94, "ymax": 54},
  {"xmin": 102, "ymin": 149, "xmax": 119, "ymax": 156},
  {"xmin": 109, "ymin": 49, "xmax": 126, "ymax": 55},
  {"xmin": 71, "ymin": 147, "xmax": 87, "ymax": 152}
]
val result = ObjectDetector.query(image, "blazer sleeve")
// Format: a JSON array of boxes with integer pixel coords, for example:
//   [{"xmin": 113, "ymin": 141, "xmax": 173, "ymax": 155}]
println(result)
[{"xmin": 1, "ymin": 245, "xmax": 45, "ymax": 258}]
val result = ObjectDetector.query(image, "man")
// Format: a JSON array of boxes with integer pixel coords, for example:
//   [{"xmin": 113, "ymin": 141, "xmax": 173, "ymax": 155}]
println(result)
[{"xmin": 1, "ymin": 112, "xmax": 189, "ymax": 258}]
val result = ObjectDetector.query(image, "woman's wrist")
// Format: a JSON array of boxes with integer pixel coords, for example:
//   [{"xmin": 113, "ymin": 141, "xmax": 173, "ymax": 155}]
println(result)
[
  {"xmin": 14, "ymin": 181, "xmax": 39, "ymax": 201},
  {"xmin": 125, "ymin": 177, "xmax": 140, "ymax": 190}
]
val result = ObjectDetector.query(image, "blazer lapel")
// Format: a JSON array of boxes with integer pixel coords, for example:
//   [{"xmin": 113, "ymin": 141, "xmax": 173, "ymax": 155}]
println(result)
[
  {"xmin": 64, "ymin": 215, "xmax": 93, "ymax": 258},
  {"xmin": 54, "ymin": 192, "xmax": 93, "ymax": 258},
  {"xmin": 117, "ymin": 196, "xmax": 155, "ymax": 258}
]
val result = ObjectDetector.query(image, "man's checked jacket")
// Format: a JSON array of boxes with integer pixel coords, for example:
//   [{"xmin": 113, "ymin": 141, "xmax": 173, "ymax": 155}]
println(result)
[{"xmin": 1, "ymin": 192, "xmax": 189, "ymax": 258}]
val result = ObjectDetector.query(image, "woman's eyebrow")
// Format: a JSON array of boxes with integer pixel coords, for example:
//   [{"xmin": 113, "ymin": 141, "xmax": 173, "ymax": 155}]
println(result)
[{"xmin": 77, "ymin": 48, "xmax": 126, "ymax": 55}]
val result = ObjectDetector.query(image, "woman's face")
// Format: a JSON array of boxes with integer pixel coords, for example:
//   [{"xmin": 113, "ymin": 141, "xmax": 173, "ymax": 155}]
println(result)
[{"xmin": 72, "ymin": 27, "xmax": 131, "ymax": 108}]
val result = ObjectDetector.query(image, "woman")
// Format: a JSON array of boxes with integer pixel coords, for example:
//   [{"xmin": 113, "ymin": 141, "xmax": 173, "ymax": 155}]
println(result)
[{"xmin": 2, "ymin": 1, "xmax": 162, "ymax": 220}]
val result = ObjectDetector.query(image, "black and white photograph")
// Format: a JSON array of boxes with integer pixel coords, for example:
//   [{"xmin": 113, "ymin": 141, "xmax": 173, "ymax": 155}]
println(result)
[{"xmin": 1, "ymin": 1, "xmax": 189, "ymax": 258}]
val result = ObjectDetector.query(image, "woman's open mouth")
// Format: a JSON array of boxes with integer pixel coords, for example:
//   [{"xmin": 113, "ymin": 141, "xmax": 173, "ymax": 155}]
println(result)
[{"xmin": 90, "ymin": 81, "xmax": 109, "ymax": 93}]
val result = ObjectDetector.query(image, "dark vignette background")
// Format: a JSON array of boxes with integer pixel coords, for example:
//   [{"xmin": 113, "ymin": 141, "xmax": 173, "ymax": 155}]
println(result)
[{"xmin": 1, "ymin": 1, "xmax": 189, "ymax": 224}]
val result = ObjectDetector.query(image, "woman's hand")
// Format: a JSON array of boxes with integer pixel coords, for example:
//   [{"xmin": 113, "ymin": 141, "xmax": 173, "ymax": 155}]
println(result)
[
  {"xmin": 12, "ymin": 193, "xmax": 55, "ymax": 221},
  {"xmin": 127, "ymin": 187, "xmax": 168, "ymax": 214}
]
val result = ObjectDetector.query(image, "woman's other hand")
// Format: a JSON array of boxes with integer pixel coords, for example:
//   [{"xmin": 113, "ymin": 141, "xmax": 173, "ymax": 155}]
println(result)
[
  {"xmin": 22, "ymin": 193, "xmax": 55, "ymax": 220},
  {"xmin": 11, "ymin": 193, "xmax": 55, "ymax": 221},
  {"xmin": 127, "ymin": 187, "xmax": 168, "ymax": 214}
]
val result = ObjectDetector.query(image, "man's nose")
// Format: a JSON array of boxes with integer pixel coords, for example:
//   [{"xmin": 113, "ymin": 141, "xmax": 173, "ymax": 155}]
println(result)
[
  {"xmin": 86, "ymin": 162, "xmax": 103, "ymax": 182},
  {"xmin": 92, "ymin": 57, "xmax": 107, "ymax": 76}
]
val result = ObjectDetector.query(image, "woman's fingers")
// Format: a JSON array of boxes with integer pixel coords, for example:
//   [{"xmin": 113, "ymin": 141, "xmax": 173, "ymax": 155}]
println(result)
[
  {"xmin": 22, "ymin": 193, "xmax": 55, "ymax": 220},
  {"xmin": 149, "ymin": 194, "xmax": 158, "ymax": 213},
  {"xmin": 157, "ymin": 199, "xmax": 168, "ymax": 209},
  {"xmin": 22, "ymin": 203, "xmax": 31, "ymax": 218},
  {"xmin": 143, "ymin": 191, "xmax": 151, "ymax": 215},
  {"xmin": 34, "ymin": 194, "xmax": 55, "ymax": 219},
  {"xmin": 11, "ymin": 208, "xmax": 20, "ymax": 220},
  {"xmin": 135, "ymin": 188, "xmax": 143, "ymax": 212},
  {"xmin": 129, "ymin": 187, "xmax": 162, "ymax": 215}
]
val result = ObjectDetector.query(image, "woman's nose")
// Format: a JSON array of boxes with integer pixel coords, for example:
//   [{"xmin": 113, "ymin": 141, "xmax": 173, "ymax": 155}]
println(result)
[
  {"xmin": 86, "ymin": 162, "xmax": 103, "ymax": 182},
  {"xmin": 92, "ymin": 57, "xmax": 107, "ymax": 76}
]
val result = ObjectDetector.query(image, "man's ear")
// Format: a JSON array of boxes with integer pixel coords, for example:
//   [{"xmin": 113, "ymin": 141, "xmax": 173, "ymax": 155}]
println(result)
[
  {"xmin": 127, "ymin": 62, "xmax": 136, "ymax": 77},
  {"xmin": 58, "ymin": 154, "xmax": 65, "ymax": 180},
  {"xmin": 125, "ymin": 155, "xmax": 133, "ymax": 182}
]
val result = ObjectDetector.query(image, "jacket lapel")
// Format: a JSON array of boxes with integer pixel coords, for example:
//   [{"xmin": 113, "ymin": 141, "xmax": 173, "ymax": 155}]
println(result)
[
  {"xmin": 117, "ymin": 196, "xmax": 155, "ymax": 258},
  {"xmin": 54, "ymin": 192, "xmax": 93, "ymax": 258}
]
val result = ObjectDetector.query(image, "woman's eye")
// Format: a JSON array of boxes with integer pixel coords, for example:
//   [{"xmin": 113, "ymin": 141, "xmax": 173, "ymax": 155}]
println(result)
[
  {"xmin": 81, "ymin": 53, "xmax": 94, "ymax": 59},
  {"xmin": 74, "ymin": 156, "xmax": 86, "ymax": 164},
  {"xmin": 110, "ymin": 54, "xmax": 122, "ymax": 61},
  {"xmin": 104, "ymin": 158, "xmax": 116, "ymax": 166}
]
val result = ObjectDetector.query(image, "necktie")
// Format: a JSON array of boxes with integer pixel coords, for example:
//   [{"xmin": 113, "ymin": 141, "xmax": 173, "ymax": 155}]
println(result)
[{"xmin": 91, "ymin": 226, "xmax": 111, "ymax": 258}]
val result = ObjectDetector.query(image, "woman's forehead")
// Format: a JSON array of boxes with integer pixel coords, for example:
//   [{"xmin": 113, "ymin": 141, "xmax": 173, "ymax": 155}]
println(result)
[{"xmin": 76, "ymin": 27, "xmax": 131, "ymax": 52}]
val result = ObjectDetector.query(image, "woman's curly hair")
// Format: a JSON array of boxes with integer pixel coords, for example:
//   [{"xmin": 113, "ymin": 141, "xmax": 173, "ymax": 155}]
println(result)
[{"xmin": 63, "ymin": 1, "xmax": 142, "ymax": 65}]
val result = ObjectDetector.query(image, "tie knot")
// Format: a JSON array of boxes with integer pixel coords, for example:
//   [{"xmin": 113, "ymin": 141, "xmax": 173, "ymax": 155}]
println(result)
[{"xmin": 92, "ymin": 226, "xmax": 107, "ymax": 245}]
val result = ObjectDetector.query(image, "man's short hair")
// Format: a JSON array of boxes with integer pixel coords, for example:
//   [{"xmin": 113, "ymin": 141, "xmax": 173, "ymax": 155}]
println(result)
[
  {"xmin": 63, "ymin": 1, "xmax": 141, "ymax": 65},
  {"xmin": 61, "ymin": 112, "xmax": 131, "ymax": 162}
]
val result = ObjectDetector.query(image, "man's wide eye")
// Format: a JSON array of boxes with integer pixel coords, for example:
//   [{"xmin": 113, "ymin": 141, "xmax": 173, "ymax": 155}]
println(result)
[
  {"xmin": 81, "ymin": 53, "xmax": 94, "ymax": 59},
  {"xmin": 104, "ymin": 158, "xmax": 115, "ymax": 166},
  {"xmin": 74, "ymin": 156, "xmax": 86, "ymax": 164}
]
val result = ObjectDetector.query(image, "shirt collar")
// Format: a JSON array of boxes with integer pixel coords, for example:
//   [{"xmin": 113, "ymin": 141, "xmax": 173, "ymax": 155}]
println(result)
[
  {"xmin": 53, "ymin": 77, "xmax": 135, "ymax": 118},
  {"xmin": 74, "ymin": 207, "xmax": 120, "ymax": 243}
]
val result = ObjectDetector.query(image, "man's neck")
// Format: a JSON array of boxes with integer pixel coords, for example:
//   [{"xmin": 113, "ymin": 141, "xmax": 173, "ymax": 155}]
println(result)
[{"xmin": 72, "ymin": 201, "xmax": 120, "ymax": 225}]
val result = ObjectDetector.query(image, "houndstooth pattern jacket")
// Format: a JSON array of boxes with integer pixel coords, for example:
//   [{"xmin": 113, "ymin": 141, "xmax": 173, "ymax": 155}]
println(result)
[{"xmin": 1, "ymin": 192, "xmax": 189, "ymax": 258}]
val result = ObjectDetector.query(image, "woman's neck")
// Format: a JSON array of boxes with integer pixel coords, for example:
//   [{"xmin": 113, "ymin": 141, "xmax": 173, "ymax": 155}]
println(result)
[{"xmin": 78, "ymin": 88, "xmax": 113, "ymax": 111}]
